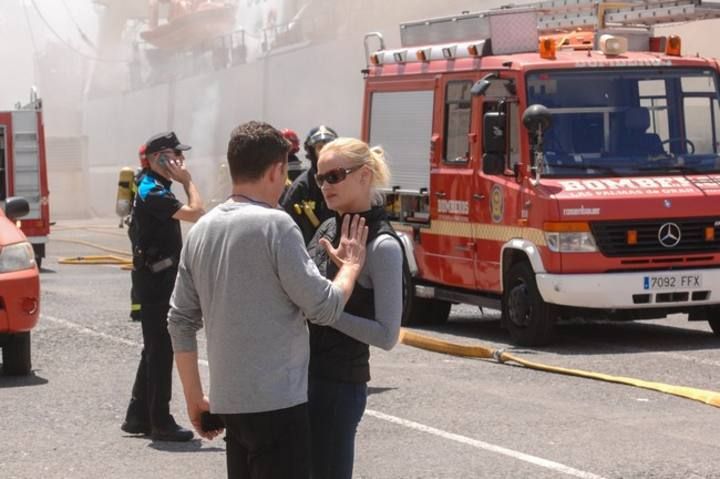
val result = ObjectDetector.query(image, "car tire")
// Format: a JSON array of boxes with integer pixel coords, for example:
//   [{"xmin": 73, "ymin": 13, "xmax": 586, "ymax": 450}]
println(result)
[
  {"xmin": 502, "ymin": 262, "xmax": 556, "ymax": 346},
  {"xmin": 2, "ymin": 332, "xmax": 32, "ymax": 376}
]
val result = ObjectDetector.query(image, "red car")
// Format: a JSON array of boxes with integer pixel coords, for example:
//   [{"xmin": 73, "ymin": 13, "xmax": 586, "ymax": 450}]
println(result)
[{"xmin": 0, "ymin": 197, "xmax": 40, "ymax": 375}]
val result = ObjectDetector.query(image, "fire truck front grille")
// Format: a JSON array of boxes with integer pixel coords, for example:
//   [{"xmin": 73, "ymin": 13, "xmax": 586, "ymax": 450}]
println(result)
[{"xmin": 590, "ymin": 218, "xmax": 720, "ymax": 257}]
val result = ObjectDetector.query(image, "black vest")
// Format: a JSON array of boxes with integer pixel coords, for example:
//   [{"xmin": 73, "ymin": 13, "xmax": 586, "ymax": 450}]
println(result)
[{"xmin": 307, "ymin": 207, "xmax": 403, "ymax": 383}]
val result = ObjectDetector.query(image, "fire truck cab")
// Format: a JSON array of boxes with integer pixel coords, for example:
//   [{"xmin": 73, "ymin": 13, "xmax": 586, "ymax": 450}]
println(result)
[
  {"xmin": 363, "ymin": 0, "xmax": 720, "ymax": 345},
  {"xmin": 0, "ymin": 91, "xmax": 50, "ymax": 268}
]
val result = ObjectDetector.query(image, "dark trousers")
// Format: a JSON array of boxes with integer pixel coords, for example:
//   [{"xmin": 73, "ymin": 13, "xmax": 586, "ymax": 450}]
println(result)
[
  {"xmin": 221, "ymin": 403, "xmax": 311, "ymax": 479},
  {"xmin": 125, "ymin": 301, "xmax": 174, "ymax": 429},
  {"xmin": 308, "ymin": 377, "xmax": 368, "ymax": 479}
]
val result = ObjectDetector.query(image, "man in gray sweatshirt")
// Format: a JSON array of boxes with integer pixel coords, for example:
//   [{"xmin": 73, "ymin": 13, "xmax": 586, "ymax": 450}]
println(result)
[{"xmin": 167, "ymin": 121, "xmax": 368, "ymax": 479}]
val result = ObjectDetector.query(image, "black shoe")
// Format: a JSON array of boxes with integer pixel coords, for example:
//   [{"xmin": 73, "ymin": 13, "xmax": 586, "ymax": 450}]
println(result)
[
  {"xmin": 151, "ymin": 423, "xmax": 194, "ymax": 442},
  {"xmin": 121, "ymin": 419, "xmax": 151, "ymax": 435}
]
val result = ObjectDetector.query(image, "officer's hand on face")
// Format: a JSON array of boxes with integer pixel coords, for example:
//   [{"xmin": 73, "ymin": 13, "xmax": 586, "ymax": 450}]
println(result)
[
  {"xmin": 320, "ymin": 214, "xmax": 368, "ymax": 271},
  {"xmin": 164, "ymin": 153, "xmax": 192, "ymax": 186}
]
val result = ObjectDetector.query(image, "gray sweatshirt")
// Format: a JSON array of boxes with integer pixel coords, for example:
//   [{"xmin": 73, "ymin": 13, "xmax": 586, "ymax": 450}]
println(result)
[{"xmin": 167, "ymin": 201, "xmax": 345, "ymax": 414}]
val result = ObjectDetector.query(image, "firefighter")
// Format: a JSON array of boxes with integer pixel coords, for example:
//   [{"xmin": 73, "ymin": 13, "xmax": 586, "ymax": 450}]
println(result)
[
  {"xmin": 282, "ymin": 128, "xmax": 304, "ymax": 182},
  {"xmin": 280, "ymin": 125, "xmax": 338, "ymax": 244},
  {"xmin": 121, "ymin": 131, "xmax": 204, "ymax": 442},
  {"xmin": 128, "ymin": 144, "xmax": 147, "ymax": 322}
]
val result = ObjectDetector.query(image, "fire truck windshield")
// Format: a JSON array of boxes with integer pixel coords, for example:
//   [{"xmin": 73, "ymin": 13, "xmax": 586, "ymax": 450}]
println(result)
[{"xmin": 526, "ymin": 68, "xmax": 720, "ymax": 177}]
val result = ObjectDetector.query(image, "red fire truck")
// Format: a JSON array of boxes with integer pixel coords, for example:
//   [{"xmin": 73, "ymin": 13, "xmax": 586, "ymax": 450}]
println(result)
[
  {"xmin": 0, "ymin": 90, "xmax": 50, "ymax": 268},
  {"xmin": 362, "ymin": 0, "xmax": 720, "ymax": 345}
]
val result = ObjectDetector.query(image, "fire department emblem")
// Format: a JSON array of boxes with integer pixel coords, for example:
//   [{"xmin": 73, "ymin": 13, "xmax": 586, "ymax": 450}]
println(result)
[{"xmin": 490, "ymin": 185, "xmax": 504, "ymax": 223}]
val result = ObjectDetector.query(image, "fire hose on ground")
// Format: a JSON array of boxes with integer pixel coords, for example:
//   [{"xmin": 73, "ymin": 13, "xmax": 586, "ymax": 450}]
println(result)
[
  {"xmin": 399, "ymin": 329, "xmax": 720, "ymax": 409},
  {"xmin": 55, "ymin": 238, "xmax": 133, "ymax": 269},
  {"xmin": 54, "ymin": 235, "xmax": 720, "ymax": 410}
]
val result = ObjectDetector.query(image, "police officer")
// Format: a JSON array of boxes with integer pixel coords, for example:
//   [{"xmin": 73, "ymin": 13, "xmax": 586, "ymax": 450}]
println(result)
[
  {"xmin": 122, "ymin": 131, "xmax": 205, "ymax": 442},
  {"xmin": 281, "ymin": 125, "xmax": 338, "ymax": 244}
]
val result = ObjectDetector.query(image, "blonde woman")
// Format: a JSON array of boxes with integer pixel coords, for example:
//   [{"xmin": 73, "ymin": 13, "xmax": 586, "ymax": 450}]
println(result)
[{"xmin": 306, "ymin": 137, "xmax": 404, "ymax": 479}]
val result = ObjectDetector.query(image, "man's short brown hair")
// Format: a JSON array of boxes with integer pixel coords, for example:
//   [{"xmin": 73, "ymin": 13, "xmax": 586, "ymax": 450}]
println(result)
[{"xmin": 227, "ymin": 121, "xmax": 290, "ymax": 182}]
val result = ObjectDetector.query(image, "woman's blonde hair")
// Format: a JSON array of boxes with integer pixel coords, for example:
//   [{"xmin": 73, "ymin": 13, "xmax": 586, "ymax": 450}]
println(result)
[{"xmin": 320, "ymin": 137, "xmax": 390, "ymax": 189}]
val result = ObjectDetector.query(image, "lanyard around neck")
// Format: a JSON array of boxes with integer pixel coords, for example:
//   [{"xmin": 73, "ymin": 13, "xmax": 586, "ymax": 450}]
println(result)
[{"xmin": 227, "ymin": 193, "xmax": 273, "ymax": 209}]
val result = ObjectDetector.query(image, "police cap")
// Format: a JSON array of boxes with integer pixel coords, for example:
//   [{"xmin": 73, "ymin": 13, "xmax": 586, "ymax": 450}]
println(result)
[{"xmin": 145, "ymin": 131, "xmax": 192, "ymax": 155}]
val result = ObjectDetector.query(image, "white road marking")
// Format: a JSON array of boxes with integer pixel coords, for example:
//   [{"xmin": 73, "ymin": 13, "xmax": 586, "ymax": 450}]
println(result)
[
  {"xmin": 365, "ymin": 409, "xmax": 607, "ymax": 479},
  {"xmin": 41, "ymin": 314, "xmax": 209, "ymax": 367},
  {"xmin": 42, "ymin": 314, "xmax": 604, "ymax": 478},
  {"xmin": 42, "ymin": 315, "xmax": 140, "ymax": 348}
]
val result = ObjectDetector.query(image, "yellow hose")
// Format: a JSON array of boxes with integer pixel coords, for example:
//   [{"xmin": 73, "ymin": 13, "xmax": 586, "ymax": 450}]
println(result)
[
  {"xmin": 59, "ymin": 255, "xmax": 132, "ymax": 266},
  {"xmin": 399, "ymin": 329, "xmax": 720, "ymax": 409},
  {"xmin": 54, "ymin": 238, "xmax": 132, "ymax": 267}
]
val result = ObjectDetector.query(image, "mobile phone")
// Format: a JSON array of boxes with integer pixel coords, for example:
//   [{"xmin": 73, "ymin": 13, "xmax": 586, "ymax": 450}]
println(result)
[
  {"xmin": 158, "ymin": 153, "xmax": 169, "ymax": 167},
  {"xmin": 200, "ymin": 411, "xmax": 224, "ymax": 432}
]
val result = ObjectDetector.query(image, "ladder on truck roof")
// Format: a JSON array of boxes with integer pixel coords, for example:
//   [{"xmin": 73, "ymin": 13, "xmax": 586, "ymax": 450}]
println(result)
[
  {"xmin": 534, "ymin": 0, "xmax": 720, "ymax": 32},
  {"xmin": 366, "ymin": 0, "xmax": 720, "ymax": 65}
]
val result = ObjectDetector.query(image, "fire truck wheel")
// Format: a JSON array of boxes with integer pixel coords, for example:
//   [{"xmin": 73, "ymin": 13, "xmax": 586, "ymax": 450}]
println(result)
[
  {"xmin": 688, "ymin": 308, "xmax": 720, "ymax": 336},
  {"xmin": 2, "ymin": 332, "xmax": 32, "ymax": 376},
  {"xmin": 709, "ymin": 318, "xmax": 720, "ymax": 336},
  {"xmin": 402, "ymin": 296, "xmax": 451, "ymax": 326},
  {"xmin": 503, "ymin": 262, "xmax": 556, "ymax": 346}
]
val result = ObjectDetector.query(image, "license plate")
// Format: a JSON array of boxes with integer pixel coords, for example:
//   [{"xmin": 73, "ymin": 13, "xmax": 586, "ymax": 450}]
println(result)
[{"xmin": 643, "ymin": 274, "xmax": 702, "ymax": 290}]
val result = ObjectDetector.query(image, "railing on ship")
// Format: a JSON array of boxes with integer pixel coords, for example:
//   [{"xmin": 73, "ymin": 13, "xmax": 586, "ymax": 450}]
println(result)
[{"xmin": 127, "ymin": 20, "xmax": 307, "ymax": 89}]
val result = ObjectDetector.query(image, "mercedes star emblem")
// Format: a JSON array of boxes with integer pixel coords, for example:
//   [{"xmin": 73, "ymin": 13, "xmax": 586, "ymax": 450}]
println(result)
[{"xmin": 658, "ymin": 222, "xmax": 681, "ymax": 248}]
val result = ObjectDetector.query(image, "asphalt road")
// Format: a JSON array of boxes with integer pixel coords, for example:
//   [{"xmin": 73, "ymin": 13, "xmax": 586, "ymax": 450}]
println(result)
[{"xmin": 2, "ymin": 218, "xmax": 720, "ymax": 478}]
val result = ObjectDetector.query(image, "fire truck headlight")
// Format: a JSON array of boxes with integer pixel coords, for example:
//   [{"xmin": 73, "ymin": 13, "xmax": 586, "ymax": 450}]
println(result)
[
  {"xmin": 0, "ymin": 242, "xmax": 36, "ymax": 273},
  {"xmin": 545, "ymin": 232, "xmax": 598, "ymax": 253}
]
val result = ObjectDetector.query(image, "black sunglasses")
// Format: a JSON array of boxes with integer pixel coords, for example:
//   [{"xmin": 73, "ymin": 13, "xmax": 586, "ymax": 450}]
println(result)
[{"xmin": 315, "ymin": 164, "xmax": 364, "ymax": 187}]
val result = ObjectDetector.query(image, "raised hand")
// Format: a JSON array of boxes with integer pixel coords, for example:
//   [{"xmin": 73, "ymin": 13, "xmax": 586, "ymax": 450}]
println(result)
[
  {"xmin": 165, "ymin": 155, "xmax": 192, "ymax": 186},
  {"xmin": 320, "ymin": 214, "xmax": 368, "ymax": 271}
]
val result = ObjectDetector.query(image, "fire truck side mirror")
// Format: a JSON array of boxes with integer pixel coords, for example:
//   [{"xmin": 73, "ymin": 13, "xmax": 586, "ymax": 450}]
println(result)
[
  {"xmin": 4, "ymin": 197, "xmax": 29, "ymax": 221},
  {"xmin": 482, "ymin": 112, "xmax": 507, "ymax": 175},
  {"xmin": 522, "ymin": 104, "xmax": 552, "ymax": 137},
  {"xmin": 483, "ymin": 112, "xmax": 506, "ymax": 155}
]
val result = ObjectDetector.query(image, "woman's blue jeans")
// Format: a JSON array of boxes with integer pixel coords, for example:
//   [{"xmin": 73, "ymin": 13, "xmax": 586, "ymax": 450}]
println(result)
[{"xmin": 308, "ymin": 377, "xmax": 368, "ymax": 479}]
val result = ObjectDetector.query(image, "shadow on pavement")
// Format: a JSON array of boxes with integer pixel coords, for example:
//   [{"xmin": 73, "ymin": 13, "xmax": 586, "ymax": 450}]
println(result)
[
  {"xmin": 148, "ymin": 439, "xmax": 224, "ymax": 453},
  {"xmin": 0, "ymin": 371, "xmax": 49, "ymax": 388},
  {"xmin": 368, "ymin": 386, "xmax": 396, "ymax": 397},
  {"xmin": 411, "ymin": 309, "xmax": 720, "ymax": 356}
]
